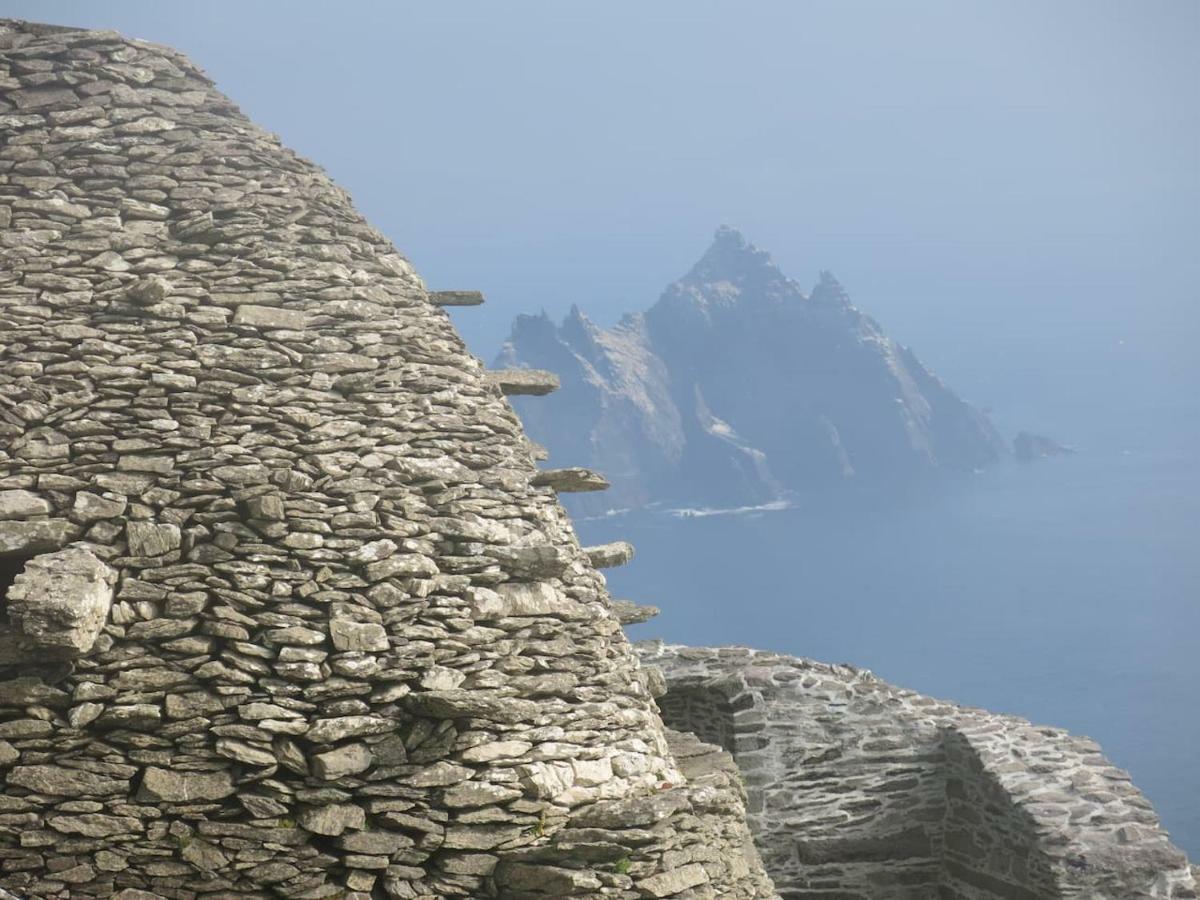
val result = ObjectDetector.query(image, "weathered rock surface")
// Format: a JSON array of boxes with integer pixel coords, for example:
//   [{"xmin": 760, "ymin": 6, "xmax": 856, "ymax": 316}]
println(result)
[
  {"xmin": 584, "ymin": 541, "xmax": 636, "ymax": 569},
  {"xmin": 485, "ymin": 368, "xmax": 560, "ymax": 396},
  {"xmin": 2, "ymin": 547, "xmax": 115, "ymax": 661},
  {"xmin": 0, "ymin": 18, "xmax": 775, "ymax": 900},
  {"xmin": 641, "ymin": 642, "xmax": 1198, "ymax": 900},
  {"xmin": 499, "ymin": 227, "xmax": 1009, "ymax": 512}
]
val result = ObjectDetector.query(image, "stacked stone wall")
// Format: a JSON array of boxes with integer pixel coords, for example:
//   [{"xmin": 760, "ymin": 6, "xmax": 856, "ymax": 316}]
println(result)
[
  {"xmin": 0, "ymin": 18, "xmax": 776, "ymax": 899},
  {"xmin": 640, "ymin": 643, "xmax": 1196, "ymax": 900}
]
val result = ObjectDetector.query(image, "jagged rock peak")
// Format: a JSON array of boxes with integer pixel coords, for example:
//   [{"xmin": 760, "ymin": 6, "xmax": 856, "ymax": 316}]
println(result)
[
  {"xmin": 659, "ymin": 226, "xmax": 801, "ymax": 315},
  {"xmin": 500, "ymin": 228, "xmax": 1008, "ymax": 512}
]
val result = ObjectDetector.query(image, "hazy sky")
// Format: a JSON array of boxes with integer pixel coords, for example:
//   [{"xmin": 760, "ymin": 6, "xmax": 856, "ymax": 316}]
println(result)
[{"xmin": 4, "ymin": 1, "xmax": 1197, "ymax": 414}]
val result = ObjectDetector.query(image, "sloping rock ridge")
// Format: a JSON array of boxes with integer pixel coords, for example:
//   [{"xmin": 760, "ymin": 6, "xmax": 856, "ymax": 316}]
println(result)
[
  {"xmin": 640, "ymin": 643, "xmax": 1197, "ymax": 900},
  {"xmin": 497, "ymin": 226, "xmax": 1007, "ymax": 512},
  {"xmin": 0, "ymin": 18, "xmax": 775, "ymax": 900}
]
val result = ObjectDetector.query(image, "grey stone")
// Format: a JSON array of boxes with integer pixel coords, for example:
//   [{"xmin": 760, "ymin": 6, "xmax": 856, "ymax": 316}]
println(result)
[
  {"xmin": 299, "ymin": 803, "xmax": 366, "ymax": 836},
  {"xmin": 311, "ymin": 743, "xmax": 373, "ymax": 780},
  {"xmin": 8, "ymin": 765, "xmax": 130, "ymax": 797},
  {"xmin": 530, "ymin": 467, "xmax": 610, "ymax": 493},
  {"xmin": 124, "ymin": 521, "xmax": 181, "ymax": 557},
  {"xmin": 233, "ymin": 304, "xmax": 308, "ymax": 331},
  {"xmin": 0, "ymin": 519, "xmax": 79, "ymax": 555},
  {"xmin": 137, "ymin": 767, "xmax": 236, "ymax": 802},
  {"xmin": 4, "ymin": 547, "xmax": 115, "ymax": 659},
  {"xmin": 429, "ymin": 290, "xmax": 484, "ymax": 307},
  {"xmin": 584, "ymin": 540, "xmax": 635, "ymax": 568},
  {"xmin": 485, "ymin": 368, "xmax": 559, "ymax": 396},
  {"xmin": 0, "ymin": 490, "xmax": 50, "ymax": 520}
]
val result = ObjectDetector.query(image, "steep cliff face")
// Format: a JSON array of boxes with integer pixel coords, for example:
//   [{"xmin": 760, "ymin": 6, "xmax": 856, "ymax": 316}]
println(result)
[{"xmin": 498, "ymin": 227, "xmax": 1007, "ymax": 512}]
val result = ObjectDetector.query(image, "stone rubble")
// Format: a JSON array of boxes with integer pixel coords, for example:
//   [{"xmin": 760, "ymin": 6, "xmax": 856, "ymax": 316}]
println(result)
[{"xmin": 0, "ymin": 18, "xmax": 776, "ymax": 900}]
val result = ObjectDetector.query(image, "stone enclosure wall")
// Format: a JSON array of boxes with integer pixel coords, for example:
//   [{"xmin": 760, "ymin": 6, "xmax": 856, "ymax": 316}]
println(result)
[
  {"xmin": 0, "ymin": 18, "xmax": 775, "ymax": 900},
  {"xmin": 641, "ymin": 643, "xmax": 1196, "ymax": 900}
]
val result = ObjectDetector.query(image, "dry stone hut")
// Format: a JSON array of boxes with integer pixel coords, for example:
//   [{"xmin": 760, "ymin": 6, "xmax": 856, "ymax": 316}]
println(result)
[
  {"xmin": 0, "ymin": 16, "xmax": 1195, "ymax": 900},
  {"xmin": 0, "ymin": 18, "xmax": 774, "ymax": 900},
  {"xmin": 640, "ymin": 644, "xmax": 1198, "ymax": 900}
]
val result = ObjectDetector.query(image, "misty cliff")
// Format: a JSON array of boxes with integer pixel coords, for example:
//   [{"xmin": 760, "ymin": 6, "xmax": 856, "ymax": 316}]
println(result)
[{"xmin": 497, "ymin": 227, "xmax": 1007, "ymax": 512}]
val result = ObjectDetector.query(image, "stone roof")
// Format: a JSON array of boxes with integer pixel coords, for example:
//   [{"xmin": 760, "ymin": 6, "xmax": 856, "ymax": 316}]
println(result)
[
  {"xmin": 641, "ymin": 643, "xmax": 1198, "ymax": 900},
  {"xmin": 0, "ymin": 18, "xmax": 775, "ymax": 899}
]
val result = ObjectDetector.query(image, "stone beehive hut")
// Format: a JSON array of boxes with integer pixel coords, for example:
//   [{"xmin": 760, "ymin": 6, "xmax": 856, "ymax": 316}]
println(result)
[
  {"xmin": 0, "ymin": 19, "xmax": 776, "ymax": 900},
  {"xmin": 641, "ymin": 644, "xmax": 1199, "ymax": 900}
]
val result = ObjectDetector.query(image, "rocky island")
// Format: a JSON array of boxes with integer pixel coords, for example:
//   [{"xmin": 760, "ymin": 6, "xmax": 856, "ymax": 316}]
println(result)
[
  {"xmin": 0, "ymin": 17, "xmax": 1191, "ymax": 900},
  {"xmin": 498, "ymin": 227, "xmax": 1009, "ymax": 513}
]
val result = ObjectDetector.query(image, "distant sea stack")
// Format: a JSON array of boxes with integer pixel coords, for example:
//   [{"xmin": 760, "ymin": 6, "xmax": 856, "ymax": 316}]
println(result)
[{"xmin": 497, "ymin": 227, "xmax": 1008, "ymax": 512}]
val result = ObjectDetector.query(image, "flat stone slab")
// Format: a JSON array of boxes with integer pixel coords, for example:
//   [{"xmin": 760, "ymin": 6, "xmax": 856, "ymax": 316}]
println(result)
[
  {"xmin": 429, "ymin": 290, "xmax": 484, "ymax": 307},
  {"xmin": 584, "ymin": 541, "xmax": 635, "ymax": 568},
  {"xmin": 611, "ymin": 599, "xmax": 660, "ymax": 625},
  {"xmin": 485, "ymin": 368, "xmax": 560, "ymax": 396},
  {"xmin": 531, "ymin": 468, "xmax": 610, "ymax": 493}
]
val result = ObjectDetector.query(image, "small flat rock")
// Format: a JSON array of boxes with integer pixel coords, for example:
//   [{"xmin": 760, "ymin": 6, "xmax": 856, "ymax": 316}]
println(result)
[
  {"xmin": 639, "ymin": 862, "xmax": 710, "ymax": 897},
  {"xmin": 299, "ymin": 803, "xmax": 366, "ymax": 836},
  {"xmin": 125, "ymin": 521, "xmax": 181, "ymax": 557},
  {"xmin": 485, "ymin": 368, "xmax": 560, "ymax": 396},
  {"xmin": 429, "ymin": 290, "xmax": 484, "ymax": 307},
  {"xmin": 531, "ymin": 467, "xmax": 610, "ymax": 493},
  {"xmin": 403, "ymin": 690, "xmax": 540, "ymax": 724},
  {"xmin": 233, "ymin": 304, "xmax": 308, "ymax": 331},
  {"xmin": 0, "ymin": 490, "xmax": 51, "ymax": 520},
  {"xmin": 610, "ymin": 599, "xmax": 660, "ymax": 625},
  {"xmin": 584, "ymin": 541, "xmax": 635, "ymax": 568},
  {"xmin": 9, "ymin": 765, "xmax": 130, "ymax": 798},
  {"xmin": 137, "ymin": 767, "xmax": 236, "ymax": 802},
  {"xmin": 0, "ymin": 519, "xmax": 80, "ymax": 555},
  {"xmin": 311, "ymin": 743, "xmax": 373, "ymax": 780}
]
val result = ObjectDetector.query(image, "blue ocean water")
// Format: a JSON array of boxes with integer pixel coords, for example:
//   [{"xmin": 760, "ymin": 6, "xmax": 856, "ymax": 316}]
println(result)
[{"xmin": 575, "ymin": 391, "xmax": 1200, "ymax": 856}]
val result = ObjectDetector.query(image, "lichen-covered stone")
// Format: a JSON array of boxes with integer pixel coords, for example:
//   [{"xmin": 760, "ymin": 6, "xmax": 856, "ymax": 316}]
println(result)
[{"xmin": 3, "ymin": 547, "xmax": 115, "ymax": 660}]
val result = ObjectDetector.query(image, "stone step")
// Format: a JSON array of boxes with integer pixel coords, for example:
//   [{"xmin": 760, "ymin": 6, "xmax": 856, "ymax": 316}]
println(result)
[
  {"xmin": 429, "ymin": 289, "xmax": 484, "ymax": 307},
  {"xmin": 530, "ymin": 468, "xmax": 609, "ymax": 493},
  {"xmin": 486, "ymin": 368, "xmax": 560, "ymax": 396},
  {"xmin": 584, "ymin": 541, "xmax": 635, "ymax": 569}
]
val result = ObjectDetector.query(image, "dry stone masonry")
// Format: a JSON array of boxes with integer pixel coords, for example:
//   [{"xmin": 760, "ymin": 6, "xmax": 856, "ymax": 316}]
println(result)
[
  {"xmin": 640, "ymin": 643, "xmax": 1197, "ymax": 900},
  {"xmin": 0, "ymin": 15, "xmax": 1192, "ymax": 900},
  {"xmin": 0, "ymin": 18, "xmax": 775, "ymax": 899}
]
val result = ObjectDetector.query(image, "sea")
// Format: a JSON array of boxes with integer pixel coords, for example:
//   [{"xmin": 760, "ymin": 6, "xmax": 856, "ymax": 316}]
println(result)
[{"xmin": 572, "ymin": 364, "xmax": 1200, "ymax": 858}]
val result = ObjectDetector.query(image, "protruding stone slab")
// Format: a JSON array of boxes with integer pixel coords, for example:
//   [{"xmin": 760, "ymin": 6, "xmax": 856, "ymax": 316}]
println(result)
[
  {"xmin": 429, "ymin": 290, "xmax": 484, "ymax": 307},
  {"xmin": 584, "ymin": 541, "xmax": 635, "ymax": 569},
  {"xmin": 3, "ymin": 547, "xmax": 116, "ymax": 661},
  {"xmin": 485, "ymin": 368, "xmax": 560, "ymax": 396},
  {"xmin": 531, "ymin": 468, "xmax": 610, "ymax": 493},
  {"xmin": 611, "ymin": 598, "xmax": 660, "ymax": 625}
]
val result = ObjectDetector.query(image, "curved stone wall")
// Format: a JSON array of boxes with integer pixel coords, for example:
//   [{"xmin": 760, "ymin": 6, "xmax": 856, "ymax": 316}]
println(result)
[
  {"xmin": 0, "ymin": 19, "xmax": 774, "ymax": 899},
  {"xmin": 640, "ymin": 643, "xmax": 1196, "ymax": 900}
]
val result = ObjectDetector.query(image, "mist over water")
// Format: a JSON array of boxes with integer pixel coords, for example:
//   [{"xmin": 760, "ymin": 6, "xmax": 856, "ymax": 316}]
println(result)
[{"xmin": 576, "ymin": 368, "xmax": 1200, "ymax": 856}]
